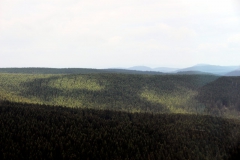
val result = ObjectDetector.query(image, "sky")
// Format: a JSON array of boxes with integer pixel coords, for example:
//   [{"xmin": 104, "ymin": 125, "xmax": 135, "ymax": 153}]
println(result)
[{"xmin": 0, "ymin": 0, "xmax": 240, "ymax": 69}]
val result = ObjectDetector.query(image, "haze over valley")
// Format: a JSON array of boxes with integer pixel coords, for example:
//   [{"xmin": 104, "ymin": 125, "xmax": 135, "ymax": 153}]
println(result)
[{"xmin": 109, "ymin": 64, "xmax": 240, "ymax": 75}]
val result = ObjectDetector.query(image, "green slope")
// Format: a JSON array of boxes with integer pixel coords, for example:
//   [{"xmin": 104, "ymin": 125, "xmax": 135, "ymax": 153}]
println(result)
[
  {"xmin": 2, "ymin": 71, "xmax": 240, "ymax": 118},
  {"xmin": 197, "ymin": 76, "xmax": 240, "ymax": 118},
  {"xmin": 0, "ymin": 73, "xmax": 218, "ymax": 114}
]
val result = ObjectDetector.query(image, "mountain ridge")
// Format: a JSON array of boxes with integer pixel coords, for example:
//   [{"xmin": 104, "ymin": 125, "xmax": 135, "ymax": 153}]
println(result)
[
  {"xmin": 1, "ymin": 64, "xmax": 239, "ymax": 75},
  {"xmin": 176, "ymin": 64, "xmax": 240, "ymax": 75},
  {"xmin": 127, "ymin": 66, "xmax": 179, "ymax": 73},
  {"xmin": 113, "ymin": 64, "xmax": 240, "ymax": 75}
]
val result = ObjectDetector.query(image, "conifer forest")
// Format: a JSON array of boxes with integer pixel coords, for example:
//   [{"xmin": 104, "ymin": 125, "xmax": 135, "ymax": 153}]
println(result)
[{"xmin": 0, "ymin": 68, "xmax": 240, "ymax": 159}]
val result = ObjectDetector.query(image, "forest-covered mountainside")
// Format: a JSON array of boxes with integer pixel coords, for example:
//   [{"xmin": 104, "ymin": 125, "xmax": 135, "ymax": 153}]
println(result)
[
  {"xmin": 0, "ymin": 100, "xmax": 240, "ymax": 160},
  {"xmin": 197, "ymin": 76, "xmax": 240, "ymax": 117},
  {"xmin": 0, "ymin": 73, "xmax": 218, "ymax": 114},
  {"xmin": 0, "ymin": 71, "xmax": 240, "ymax": 118},
  {"xmin": 1, "ymin": 70, "xmax": 240, "ymax": 159}
]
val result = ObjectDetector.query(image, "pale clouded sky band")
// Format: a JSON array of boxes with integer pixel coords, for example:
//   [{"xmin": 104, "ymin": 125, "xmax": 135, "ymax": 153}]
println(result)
[{"xmin": 0, "ymin": 0, "xmax": 239, "ymax": 68}]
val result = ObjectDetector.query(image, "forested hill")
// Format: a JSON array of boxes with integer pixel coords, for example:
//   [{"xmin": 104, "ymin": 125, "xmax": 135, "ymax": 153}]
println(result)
[
  {"xmin": 1, "ymin": 72, "xmax": 240, "ymax": 118},
  {"xmin": 0, "ymin": 68, "xmax": 164, "ymax": 75},
  {"xmin": 0, "ymin": 100, "xmax": 240, "ymax": 159},
  {"xmin": 197, "ymin": 76, "xmax": 240, "ymax": 117},
  {"xmin": 0, "ymin": 73, "xmax": 218, "ymax": 113},
  {"xmin": 1, "ymin": 71, "xmax": 240, "ymax": 158}
]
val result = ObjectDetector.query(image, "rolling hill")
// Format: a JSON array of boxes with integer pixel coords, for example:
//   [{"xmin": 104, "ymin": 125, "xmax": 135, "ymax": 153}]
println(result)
[
  {"xmin": 1, "ymin": 68, "xmax": 240, "ymax": 159},
  {"xmin": 0, "ymin": 72, "xmax": 219, "ymax": 114},
  {"xmin": 0, "ymin": 70, "xmax": 232, "ymax": 118},
  {"xmin": 127, "ymin": 66, "xmax": 178, "ymax": 72},
  {"xmin": 197, "ymin": 76, "xmax": 240, "ymax": 117},
  {"xmin": 153, "ymin": 67, "xmax": 179, "ymax": 72},
  {"xmin": 226, "ymin": 70, "xmax": 240, "ymax": 76},
  {"xmin": 177, "ymin": 64, "xmax": 240, "ymax": 75},
  {"xmin": 1, "ymin": 68, "xmax": 240, "ymax": 118},
  {"xmin": 128, "ymin": 66, "xmax": 153, "ymax": 71},
  {"xmin": 0, "ymin": 68, "xmax": 164, "ymax": 75}
]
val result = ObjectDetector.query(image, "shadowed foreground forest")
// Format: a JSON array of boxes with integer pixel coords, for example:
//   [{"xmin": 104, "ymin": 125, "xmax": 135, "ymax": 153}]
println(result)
[{"xmin": 0, "ymin": 100, "xmax": 240, "ymax": 160}]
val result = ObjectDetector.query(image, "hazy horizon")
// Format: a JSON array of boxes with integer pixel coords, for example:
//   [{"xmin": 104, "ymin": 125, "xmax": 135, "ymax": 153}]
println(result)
[
  {"xmin": 0, "ymin": 63, "xmax": 240, "ymax": 70},
  {"xmin": 1, "ymin": 0, "xmax": 240, "ymax": 69}
]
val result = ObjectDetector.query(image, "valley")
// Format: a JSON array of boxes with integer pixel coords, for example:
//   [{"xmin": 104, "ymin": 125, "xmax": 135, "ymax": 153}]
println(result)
[{"xmin": 0, "ymin": 68, "xmax": 240, "ymax": 159}]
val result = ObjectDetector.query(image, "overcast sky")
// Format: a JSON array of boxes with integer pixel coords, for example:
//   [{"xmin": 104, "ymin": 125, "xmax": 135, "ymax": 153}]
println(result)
[{"xmin": 0, "ymin": 0, "xmax": 240, "ymax": 68}]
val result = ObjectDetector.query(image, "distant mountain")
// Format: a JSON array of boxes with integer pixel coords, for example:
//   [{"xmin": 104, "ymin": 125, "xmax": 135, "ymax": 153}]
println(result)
[
  {"xmin": 103, "ymin": 69, "xmax": 164, "ymax": 75},
  {"xmin": 128, "ymin": 66, "xmax": 153, "ymax": 71},
  {"xmin": 127, "ymin": 66, "xmax": 178, "ymax": 73},
  {"xmin": 225, "ymin": 69, "xmax": 240, "ymax": 76},
  {"xmin": 153, "ymin": 67, "xmax": 179, "ymax": 73},
  {"xmin": 0, "ymin": 67, "xmax": 164, "ymax": 75},
  {"xmin": 175, "ymin": 71, "xmax": 214, "ymax": 75},
  {"xmin": 177, "ymin": 64, "xmax": 239, "ymax": 75},
  {"xmin": 3, "ymin": 65, "xmax": 238, "ymax": 75}
]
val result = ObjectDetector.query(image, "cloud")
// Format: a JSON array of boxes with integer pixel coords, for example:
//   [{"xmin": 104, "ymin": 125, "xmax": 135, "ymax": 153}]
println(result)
[
  {"xmin": 227, "ymin": 34, "xmax": 240, "ymax": 50},
  {"xmin": 0, "ymin": 0, "xmax": 240, "ymax": 68},
  {"xmin": 198, "ymin": 42, "xmax": 228, "ymax": 52},
  {"xmin": 228, "ymin": 34, "xmax": 240, "ymax": 44}
]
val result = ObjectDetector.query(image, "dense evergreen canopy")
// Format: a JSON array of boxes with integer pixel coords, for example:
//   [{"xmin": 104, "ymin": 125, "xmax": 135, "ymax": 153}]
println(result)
[
  {"xmin": 1, "ymin": 68, "xmax": 240, "ymax": 159},
  {"xmin": 0, "ymin": 101, "xmax": 240, "ymax": 159},
  {"xmin": 1, "ymin": 71, "xmax": 240, "ymax": 118}
]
